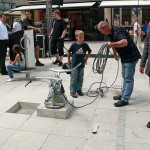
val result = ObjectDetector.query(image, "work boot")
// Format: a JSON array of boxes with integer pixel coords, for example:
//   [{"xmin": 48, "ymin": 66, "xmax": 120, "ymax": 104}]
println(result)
[
  {"xmin": 77, "ymin": 91, "xmax": 84, "ymax": 96},
  {"xmin": 113, "ymin": 95, "xmax": 121, "ymax": 100},
  {"xmin": 114, "ymin": 100, "xmax": 128, "ymax": 107},
  {"xmin": 147, "ymin": 122, "xmax": 150, "ymax": 128},
  {"xmin": 70, "ymin": 92, "xmax": 78, "ymax": 98},
  {"xmin": 53, "ymin": 60, "xmax": 59, "ymax": 65},
  {"xmin": 36, "ymin": 61, "xmax": 44, "ymax": 66}
]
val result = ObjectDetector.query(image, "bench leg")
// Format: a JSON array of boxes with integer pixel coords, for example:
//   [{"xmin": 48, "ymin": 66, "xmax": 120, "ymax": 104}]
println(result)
[{"xmin": 25, "ymin": 72, "xmax": 30, "ymax": 78}]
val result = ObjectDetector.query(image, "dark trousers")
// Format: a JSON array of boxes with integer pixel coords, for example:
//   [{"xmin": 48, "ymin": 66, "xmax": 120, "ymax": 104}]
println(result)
[{"xmin": 0, "ymin": 40, "xmax": 8, "ymax": 74}]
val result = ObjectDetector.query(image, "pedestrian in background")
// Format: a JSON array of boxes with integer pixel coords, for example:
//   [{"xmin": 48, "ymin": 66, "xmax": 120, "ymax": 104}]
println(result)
[
  {"xmin": 67, "ymin": 30, "xmax": 92, "ymax": 98},
  {"xmin": 0, "ymin": 13, "xmax": 8, "ymax": 75},
  {"xmin": 22, "ymin": 10, "xmax": 44, "ymax": 66},
  {"xmin": 139, "ymin": 30, "xmax": 150, "ymax": 128},
  {"xmin": 50, "ymin": 9, "xmax": 67, "ymax": 66},
  {"xmin": 12, "ymin": 17, "xmax": 22, "ymax": 33},
  {"xmin": 97, "ymin": 21, "xmax": 141, "ymax": 107},
  {"xmin": 133, "ymin": 17, "xmax": 143, "ymax": 53},
  {"xmin": 139, "ymin": 31, "xmax": 150, "ymax": 83},
  {"xmin": 143, "ymin": 20, "xmax": 148, "ymax": 40}
]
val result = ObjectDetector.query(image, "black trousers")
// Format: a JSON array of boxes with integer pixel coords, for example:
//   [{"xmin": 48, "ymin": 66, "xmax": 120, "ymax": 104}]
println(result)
[{"xmin": 0, "ymin": 40, "xmax": 8, "ymax": 74}]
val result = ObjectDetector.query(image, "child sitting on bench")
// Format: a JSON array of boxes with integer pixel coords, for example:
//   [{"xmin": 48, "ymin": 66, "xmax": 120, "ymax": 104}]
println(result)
[{"xmin": 6, "ymin": 44, "xmax": 25, "ymax": 82}]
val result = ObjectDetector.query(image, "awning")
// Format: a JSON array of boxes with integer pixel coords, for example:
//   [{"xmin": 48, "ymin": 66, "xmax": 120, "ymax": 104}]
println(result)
[
  {"xmin": 28, "ymin": 0, "xmax": 100, "ymax": 4},
  {"xmin": 99, "ymin": 1, "xmax": 150, "ymax": 7},
  {"xmin": 11, "ymin": 2, "xmax": 96, "ymax": 11},
  {"xmin": 11, "ymin": 5, "xmax": 46, "ymax": 11},
  {"xmin": 4, "ymin": 11, "xmax": 21, "ymax": 15},
  {"xmin": 60, "ymin": 2, "xmax": 96, "ymax": 8}
]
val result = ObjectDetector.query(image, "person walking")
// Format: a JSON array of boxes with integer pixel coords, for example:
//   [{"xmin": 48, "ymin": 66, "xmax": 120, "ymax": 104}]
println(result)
[
  {"xmin": 50, "ymin": 9, "xmax": 67, "ymax": 66},
  {"xmin": 6, "ymin": 44, "xmax": 25, "ymax": 82},
  {"xmin": 67, "ymin": 30, "xmax": 92, "ymax": 98},
  {"xmin": 97, "ymin": 21, "xmax": 141, "ymax": 107},
  {"xmin": 139, "ymin": 30, "xmax": 150, "ymax": 128},
  {"xmin": 140, "ymin": 31, "xmax": 150, "ymax": 79},
  {"xmin": 22, "ymin": 10, "xmax": 44, "ymax": 66},
  {"xmin": 0, "ymin": 13, "xmax": 9, "ymax": 75},
  {"xmin": 133, "ymin": 17, "xmax": 143, "ymax": 53}
]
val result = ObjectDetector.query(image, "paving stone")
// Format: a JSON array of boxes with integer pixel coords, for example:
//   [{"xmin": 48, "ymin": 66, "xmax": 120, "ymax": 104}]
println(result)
[
  {"xmin": 68, "ymin": 107, "xmax": 96, "ymax": 121},
  {"xmin": 126, "ymin": 110, "xmax": 150, "ymax": 126},
  {"xmin": 87, "ymin": 122, "xmax": 117, "ymax": 141},
  {"xmin": 0, "ymin": 128, "xmax": 15, "ymax": 147},
  {"xmin": 19, "ymin": 115, "xmax": 58, "ymax": 134},
  {"xmin": 82, "ymin": 139, "xmax": 116, "ymax": 150},
  {"xmin": 0, "ymin": 130, "xmax": 48, "ymax": 150},
  {"xmin": 125, "ymin": 126, "xmax": 150, "ymax": 144},
  {"xmin": 0, "ymin": 113, "xmax": 30, "ymax": 129},
  {"xmin": 52, "ymin": 119, "xmax": 91, "ymax": 138},
  {"xmin": 93, "ymin": 108, "xmax": 119, "ymax": 123},
  {"xmin": 124, "ymin": 142, "xmax": 150, "ymax": 150},
  {"xmin": 41, "ymin": 134, "xmax": 85, "ymax": 150}
]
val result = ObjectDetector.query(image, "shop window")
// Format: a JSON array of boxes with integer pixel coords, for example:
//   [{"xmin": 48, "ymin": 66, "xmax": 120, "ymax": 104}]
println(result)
[
  {"xmin": 142, "ymin": 7, "xmax": 150, "ymax": 24},
  {"xmin": 122, "ymin": 8, "xmax": 131, "ymax": 27}
]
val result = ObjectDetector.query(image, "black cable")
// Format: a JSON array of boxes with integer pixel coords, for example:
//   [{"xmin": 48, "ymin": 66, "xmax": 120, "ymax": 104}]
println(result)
[{"xmin": 86, "ymin": 43, "xmax": 121, "ymax": 98}]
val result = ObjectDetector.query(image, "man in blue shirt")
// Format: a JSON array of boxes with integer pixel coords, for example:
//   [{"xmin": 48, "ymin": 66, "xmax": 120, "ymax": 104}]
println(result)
[{"xmin": 97, "ymin": 21, "xmax": 141, "ymax": 107}]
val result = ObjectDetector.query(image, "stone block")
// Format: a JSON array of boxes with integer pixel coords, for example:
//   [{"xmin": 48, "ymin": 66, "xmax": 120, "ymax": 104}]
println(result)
[{"xmin": 37, "ymin": 100, "xmax": 74, "ymax": 119}]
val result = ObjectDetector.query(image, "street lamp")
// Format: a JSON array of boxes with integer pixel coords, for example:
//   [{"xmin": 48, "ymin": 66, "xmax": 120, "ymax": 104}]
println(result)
[{"xmin": 46, "ymin": 0, "xmax": 52, "ymax": 56}]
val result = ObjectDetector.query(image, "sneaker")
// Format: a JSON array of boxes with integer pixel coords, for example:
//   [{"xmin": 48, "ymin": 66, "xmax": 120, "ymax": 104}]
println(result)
[
  {"xmin": 114, "ymin": 100, "xmax": 128, "ymax": 107},
  {"xmin": 6, "ymin": 78, "xmax": 14, "ymax": 82},
  {"xmin": 113, "ymin": 95, "xmax": 121, "ymax": 100},
  {"xmin": 70, "ymin": 92, "xmax": 78, "ymax": 98},
  {"xmin": 36, "ymin": 61, "xmax": 44, "ymax": 66},
  {"xmin": 53, "ymin": 60, "xmax": 60, "ymax": 65},
  {"xmin": 5, "ymin": 76, "xmax": 9, "ymax": 79},
  {"xmin": 58, "ymin": 62, "xmax": 63, "ymax": 66},
  {"xmin": 77, "ymin": 91, "xmax": 84, "ymax": 96}
]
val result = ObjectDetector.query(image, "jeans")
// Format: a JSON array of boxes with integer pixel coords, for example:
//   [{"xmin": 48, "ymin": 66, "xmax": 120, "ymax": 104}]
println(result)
[
  {"xmin": 6, "ymin": 64, "xmax": 24, "ymax": 78},
  {"xmin": 121, "ymin": 60, "xmax": 138, "ymax": 102},
  {"xmin": 70, "ymin": 67, "xmax": 84, "ymax": 93}
]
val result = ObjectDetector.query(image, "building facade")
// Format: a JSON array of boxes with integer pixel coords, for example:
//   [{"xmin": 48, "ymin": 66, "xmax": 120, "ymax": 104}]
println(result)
[{"xmin": 0, "ymin": 0, "xmax": 28, "ymax": 11}]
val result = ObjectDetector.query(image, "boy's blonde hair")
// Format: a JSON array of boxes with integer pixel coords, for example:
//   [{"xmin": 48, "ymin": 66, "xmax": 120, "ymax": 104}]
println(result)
[{"xmin": 75, "ymin": 30, "xmax": 84, "ymax": 37}]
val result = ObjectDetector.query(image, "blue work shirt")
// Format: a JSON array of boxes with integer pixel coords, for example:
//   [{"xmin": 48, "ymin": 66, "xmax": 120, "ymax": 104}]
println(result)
[{"xmin": 108, "ymin": 26, "xmax": 141, "ymax": 63}]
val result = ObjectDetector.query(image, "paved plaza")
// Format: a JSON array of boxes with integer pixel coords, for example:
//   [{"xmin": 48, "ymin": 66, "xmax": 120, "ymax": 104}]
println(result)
[{"xmin": 0, "ymin": 42, "xmax": 150, "ymax": 150}]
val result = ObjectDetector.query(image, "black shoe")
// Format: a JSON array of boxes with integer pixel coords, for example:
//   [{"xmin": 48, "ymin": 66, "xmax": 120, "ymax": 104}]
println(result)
[
  {"xmin": 1, "ymin": 72, "xmax": 8, "ymax": 75},
  {"xmin": 53, "ymin": 60, "xmax": 59, "ymax": 65},
  {"xmin": 113, "ymin": 95, "xmax": 121, "ymax": 100},
  {"xmin": 77, "ymin": 91, "xmax": 84, "ymax": 96},
  {"xmin": 114, "ymin": 100, "xmax": 129, "ymax": 107},
  {"xmin": 147, "ymin": 122, "xmax": 150, "ymax": 128},
  {"xmin": 36, "ymin": 61, "xmax": 44, "ymax": 66},
  {"xmin": 70, "ymin": 92, "xmax": 78, "ymax": 98},
  {"xmin": 58, "ymin": 62, "xmax": 63, "ymax": 66}
]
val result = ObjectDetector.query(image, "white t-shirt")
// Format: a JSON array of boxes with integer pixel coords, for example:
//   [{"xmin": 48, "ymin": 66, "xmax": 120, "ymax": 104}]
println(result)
[
  {"xmin": 133, "ymin": 22, "xmax": 141, "ymax": 34},
  {"xmin": 0, "ymin": 21, "xmax": 8, "ymax": 40},
  {"xmin": 13, "ymin": 22, "xmax": 22, "ymax": 32}
]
